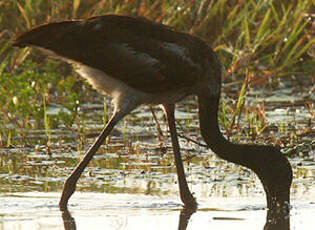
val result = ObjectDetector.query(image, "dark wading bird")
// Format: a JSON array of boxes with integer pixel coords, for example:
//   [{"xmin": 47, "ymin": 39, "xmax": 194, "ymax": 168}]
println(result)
[{"xmin": 13, "ymin": 15, "xmax": 292, "ymax": 217}]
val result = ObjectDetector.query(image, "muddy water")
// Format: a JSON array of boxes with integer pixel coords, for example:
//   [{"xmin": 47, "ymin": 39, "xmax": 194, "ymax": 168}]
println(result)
[{"xmin": 0, "ymin": 82, "xmax": 314, "ymax": 230}]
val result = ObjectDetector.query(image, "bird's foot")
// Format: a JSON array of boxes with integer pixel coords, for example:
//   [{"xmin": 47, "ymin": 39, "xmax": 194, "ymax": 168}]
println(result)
[
  {"xmin": 183, "ymin": 197, "xmax": 198, "ymax": 210},
  {"xmin": 59, "ymin": 177, "xmax": 77, "ymax": 211}
]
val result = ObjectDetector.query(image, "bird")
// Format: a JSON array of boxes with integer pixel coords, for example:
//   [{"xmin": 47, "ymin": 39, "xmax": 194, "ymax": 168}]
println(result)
[{"xmin": 12, "ymin": 14, "xmax": 292, "ymax": 212}]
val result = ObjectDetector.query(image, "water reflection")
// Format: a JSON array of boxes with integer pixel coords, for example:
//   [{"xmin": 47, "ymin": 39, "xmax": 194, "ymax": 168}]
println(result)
[
  {"xmin": 264, "ymin": 207, "xmax": 290, "ymax": 230},
  {"xmin": 62, "ymin": 210, "xmax": 76, "ymax": 230},
  {"xmin": 61, "ymin": 206, "xmax": 290, "ymax": 230},
  {"xmin": 177, "ymin": 207, "xmax": 196, "ymax": 230}
]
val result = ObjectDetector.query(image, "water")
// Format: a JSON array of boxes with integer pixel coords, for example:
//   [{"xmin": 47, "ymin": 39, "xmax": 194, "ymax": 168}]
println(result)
[
  {"xmin": 0, "ymin": 192, "xmax": 314, "ymax": 229},
  {"xmin": 0, "ymin": 82, "xmax": 314, "ymax": 229}
]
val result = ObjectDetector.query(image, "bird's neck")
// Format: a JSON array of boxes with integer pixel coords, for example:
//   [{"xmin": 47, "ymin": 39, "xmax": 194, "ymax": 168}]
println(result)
[
  {"xmin": 197, "ymin": 90, "xmax": 291, "ymax": 211},
  {"xmin": 197, "ymin": 92, "xmax": 258, "ymax": 168}
]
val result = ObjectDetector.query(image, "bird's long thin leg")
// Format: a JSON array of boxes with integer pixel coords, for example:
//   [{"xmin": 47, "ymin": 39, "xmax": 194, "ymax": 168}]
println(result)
[
  {"xmin": 163, "ymin": 104, "xmax": 197, "ymax": 208},
  {"xmin": 59, "ymin": 107, "xmax": 130, "ymax": 211},
  {"xmin": 149, "ymin": 106, "xmax": 164, "ymax": 141}
]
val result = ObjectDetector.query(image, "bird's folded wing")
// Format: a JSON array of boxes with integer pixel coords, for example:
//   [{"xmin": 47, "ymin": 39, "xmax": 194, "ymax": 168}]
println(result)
[{"xmin": 13, "ymin": 15, "xmax": 206, "ymax": 93}]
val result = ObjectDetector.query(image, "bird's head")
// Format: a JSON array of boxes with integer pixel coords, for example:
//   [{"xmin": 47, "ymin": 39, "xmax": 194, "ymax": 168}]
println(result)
[{"xmin": 252, "ymin": 145, "xmax": 292, "ymax": 213}]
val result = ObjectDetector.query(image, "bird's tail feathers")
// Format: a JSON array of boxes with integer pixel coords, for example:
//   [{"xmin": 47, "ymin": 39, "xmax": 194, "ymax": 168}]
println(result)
[{"xmin": 12, "ymin": 20, "xmax": 76, "ymax": 48}]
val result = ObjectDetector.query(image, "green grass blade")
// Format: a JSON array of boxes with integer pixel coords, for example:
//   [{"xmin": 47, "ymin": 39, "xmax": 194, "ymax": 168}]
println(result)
[
  {"xmin": 282, "ymin": 19, "xmax": 310, "ymax": 64},
  {"xmin": 281, "ymin": 16, "xmax": 306, "ymax": 55},
  {"xmin": 220, "ymin": 96, "xmax": 228, "ymax": 128},
  {"xmin": 43, "ymin": 95, "xmax": 51, "ymax": 145},
  {"xmin": 255, "ymin": 8, "xmax": 271, "ymax": 42},
  {"xmin": 291, "ymin": 37, "xmax": 315, "ymax": 63},
  {"xmin": 243, "ymin": 14, "xmax": 251, "ymax": 47},
  {"xmin": 0, "ymin": 56, "xmax": 8, "ymax": 75},
  {"xmin": 268, "ymin": 0, "xmax": 280, "ymax": 25},
  {"xmin": 229, "ymin": 74, "xmax": 249, "ymax": 131}
]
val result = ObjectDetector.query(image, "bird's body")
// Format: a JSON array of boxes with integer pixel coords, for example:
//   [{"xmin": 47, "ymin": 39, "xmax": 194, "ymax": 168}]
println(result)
[
  {"xmin": 15, "ymin": 15, "xmax": 220, "ymax": 106},
  {"xmin": 13, "ymin": 14, "xmax": 292, "ymax": 218}
]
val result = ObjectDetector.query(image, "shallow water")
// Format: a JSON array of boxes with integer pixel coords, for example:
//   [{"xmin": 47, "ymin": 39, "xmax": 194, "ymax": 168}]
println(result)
[
  {"xmin": 0, "ymin": 192, "xmax": 315, "ymax": 230},
  {"xmin": 0, "ymin": 81, "xmax": 314, "ymax": 229}
]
